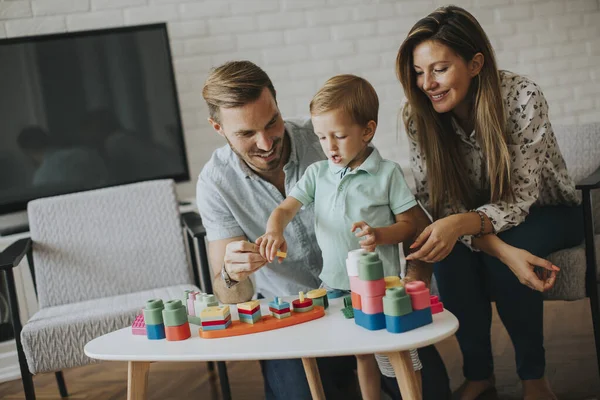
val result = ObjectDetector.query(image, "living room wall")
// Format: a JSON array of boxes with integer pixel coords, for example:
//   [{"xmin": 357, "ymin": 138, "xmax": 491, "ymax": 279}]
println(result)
[{"xmin": 1, "ymin": 0, "xmax": 599, "ymax": 198}]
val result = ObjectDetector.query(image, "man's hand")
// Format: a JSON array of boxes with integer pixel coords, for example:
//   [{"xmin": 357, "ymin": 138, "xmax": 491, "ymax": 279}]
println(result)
[
  {"xmin": 351, "ymin": 221, "xmax": 378, "ymax": 252},
  {"xmin": 224, "ymin": 240, "xmax": 269, "ymax": 282},
  {"xmin": 256, "ymin": 232, "xmax": 287, "ymax": 263}
]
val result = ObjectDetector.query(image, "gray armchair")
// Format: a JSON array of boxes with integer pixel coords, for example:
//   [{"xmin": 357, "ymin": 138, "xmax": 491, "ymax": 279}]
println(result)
[
  {"xmin": 544, "ymin": 123, "xmax": 600, "ymax": 374},
  {"xmin": 0, "ymin": 179, "xmax": 230, "ymax": 399}
]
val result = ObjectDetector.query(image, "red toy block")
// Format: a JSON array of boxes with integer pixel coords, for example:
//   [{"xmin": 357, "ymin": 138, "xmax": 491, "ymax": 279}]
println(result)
[
  {"xmin": 202, "ymin": 318, "xmax": 232, "ymax": 326},
  {"xmin": 351, "ymin": 291, "xmax": 362, "ymax": 310},
  {"xmin": 165, "ymin": 322, "xmax": 191, "ymax": 341},
  {"xmin": 430, "ymin": 295, "xmax": 444, "ymax": 314},
  {"xmin": 349, "ymin": 276, "xmax": 386, "ymax": 297},
  {"xmin": 360, "ymin": 294, "xmax": 384, "ymax": 314},
  {"xmin": 292, "ymin": 297, "xmax": 313, "ymax": 309},
  {"xmin": 238, "ymin": 306, "xmax": 261, "ymax": 315},
  {"xmin": 405, "ymin": 281, "xmax": 431, "ymax": 310},
  {"xmin": 269, "ymin": 307, "xmax": 291, "ymax": 315},
  {"xmin": 131, "ymin": 314, "xmax": 146, "ymax": 336}
]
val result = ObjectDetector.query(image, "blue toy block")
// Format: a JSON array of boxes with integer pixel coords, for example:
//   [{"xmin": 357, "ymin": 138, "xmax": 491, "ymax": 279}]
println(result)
[
  {"xmin": 269, "ymin": 297, "xmax": 291, "ymax": 310},
  {"xmin": 385, "ymin": 307, "xmax": 433, "ymax": 333},
  {"xmin": 353, "ymin": 308, "xmax": 386, "ymax": 330},
  {"xmin": 238, "ymin": 312, "xmax": 261, "ymax": 323},
  {"xmin": 202, "ymin": 319, "xmax": 232, "ymax": 331},
  {"xmin": 146, "ymin": 323, "xmax": 166, "ymax": 340},
  {"xmin": 327, "ymin": 289, "xmax": 348, "ymax": 299}
]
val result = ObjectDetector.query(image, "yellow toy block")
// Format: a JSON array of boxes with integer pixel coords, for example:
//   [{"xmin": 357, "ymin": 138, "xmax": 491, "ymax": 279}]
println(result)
[
  {"xmin": 276, "ymin": 250, "xmax": 287, "ymax": 258},
  {"xmin": 306, "ymin": 288, "xmax": 327, "ymax": 299},
  {"xmin": 384, "ymin": 276, "xmax": 403, "ymax": 289},
  {"xmin": 237, "ymin": 300, "xmax": 261, "ymax": 312},
  {"xmin": 200, "ymin": 306, "xmax": 230, "ymax": 320}
]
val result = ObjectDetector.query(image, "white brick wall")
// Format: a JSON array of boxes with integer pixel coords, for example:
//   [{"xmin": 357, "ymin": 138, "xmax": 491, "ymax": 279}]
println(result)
[{"xmin": 1, "ymin": 0, "xmax": 599, "ymax": 198}]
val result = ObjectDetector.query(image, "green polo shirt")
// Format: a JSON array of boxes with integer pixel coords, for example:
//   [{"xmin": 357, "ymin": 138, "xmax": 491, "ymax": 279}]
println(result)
[{"xmin": 289, "ymin": 147, "xmax": 417, "ymax": 290}]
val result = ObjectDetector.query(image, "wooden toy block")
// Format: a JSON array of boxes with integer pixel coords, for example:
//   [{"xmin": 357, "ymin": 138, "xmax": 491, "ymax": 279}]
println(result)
[
  {"xmin": 346, "ymin": 248, "xmax": 366, "ymax": 277},
  {"xmin": 143, "ymin": 299, "xmax": 165, "ymax": 326},
  {"xmin": 343, "ymin": 294, "xmax": 353, "ymax": 308},
  {"xmin": 200, "ymin": 306, "xmax": 231, "ymax": 321},
  {"xmin": 353, "ymin": 309, "xmax": 386, "ymax": 331},
  {"xmin": 358, "ymin": 252, "xmax": 384, "ymax": 281},
  {"xmin": 131, "ymin": 314, "xmax": 146, "ymax": 336},
  {"xmin": 269, "ymin": 306, "xmax": 291, "ymax": 315},
  {"xmin": 202, "ymin": 319, "xmax": 233, "ymax": 331},
  {"xmin": 405, "ymin": 281, "xmax": 431, "ymax": 310},
  {"xmin": 238, "ymin": 306, "xmax": 260, "ymax": 315},
  {"xmin": 146, "ymin": 323, "xmax": 166, "ymax": 340},
  {"xmin": 199, "ymin": 306, "xmax": 325, "ymax": 339},
  {"xmin": 276, "ymin": 250, "xmax": 287, "ymax": 258},
  {"xmin": 268, "ymin": 297, "xmax": 291, "ymax": 311},
  {"xmin": 361, "ymin": 294, "xmax": 384, "ymax": 314},
  {"xmin": 201, "ymin": 317, "xmax": 232, "ymax": 326},
  {"xmin": 326, "ymin": 289, "xmax": 347, "ymax": 299},
  {"xmin": 351, "ymin": 291, "xmax": 362, "ymax": 310},
  {"xmin": 384, "ymin": 276, "xmax": 403, "ymax": 288},
  {"xmin": 349, "ymin": 276, "xmax": 386, "ymax": 297},
  {"xmin": 385, "ymin": 307, "xmax": 433, "ymax": 334},
  {"xmin": 382, "ymin": 287, "xmax": 413, "ymax": 316},
  {"xmin": 165, "ymin": 322, "xmax": 191, "ymax": 341},
  {"xmin": 272, "ymin": 311, "xmax": 291, "ymax": 319},
  {"xmin": 430, "ymin": 295, "xmax": 444, "ymax": 314},
  {"xmin": 293, "ymin": 304, "xmax": 314, "ymax": 313},
  {"xmin": 188, "ymin": 315, "xmax": 202, "ymax": 325},
  {"xmin": 292, "ymin": 292, "xmax": 313, "ymax": 310},
  {"xmin": 307, "ymin": 288, "xmax": 329, "ymax": 309},
  {"xmin": 239, "ymin": 312, "xmax": 262, "ymax": 324},
  {"xmin": 162, "ymin": 300, "xmax": 189, "ymax": 327},
  {"xmin": 237, "ymin": 300, "xmax": 261, "ymax": 312}
]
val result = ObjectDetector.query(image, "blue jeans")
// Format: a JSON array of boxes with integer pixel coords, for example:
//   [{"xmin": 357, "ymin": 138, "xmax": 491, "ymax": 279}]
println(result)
[{"xmin": 434, "ymin": 206, "xmax": 584, "ymax": 381}]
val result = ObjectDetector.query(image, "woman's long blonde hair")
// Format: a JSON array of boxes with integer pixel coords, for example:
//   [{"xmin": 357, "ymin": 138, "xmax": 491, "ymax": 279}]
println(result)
[{"xmin": 397, "ymin": 5, "xmax": 512, "ymax": 219}]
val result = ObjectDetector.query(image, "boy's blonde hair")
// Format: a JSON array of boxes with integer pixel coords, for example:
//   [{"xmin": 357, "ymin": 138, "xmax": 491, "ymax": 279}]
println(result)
[{"xmin": 310, "ymin": 74, "xmax": 379, "ymax": 126}]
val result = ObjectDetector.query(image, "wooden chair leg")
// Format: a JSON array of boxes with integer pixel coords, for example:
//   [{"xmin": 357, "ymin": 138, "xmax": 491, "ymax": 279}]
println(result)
[{"xmin": 55, "ymin": 371, "xmax": 68, "ymax": 397}]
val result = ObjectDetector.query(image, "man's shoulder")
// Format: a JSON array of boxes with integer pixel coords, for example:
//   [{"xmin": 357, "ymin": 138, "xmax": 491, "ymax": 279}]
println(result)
[{"xmin": 198, "ymin": 144, "xmax": 237, "ymax": 187}]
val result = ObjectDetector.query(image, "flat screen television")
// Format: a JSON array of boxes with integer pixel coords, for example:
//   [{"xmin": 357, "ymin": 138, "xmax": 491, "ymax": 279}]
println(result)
[{"xmin": 0, "ymin": 23, "xmax": 189, "ymax": 233}]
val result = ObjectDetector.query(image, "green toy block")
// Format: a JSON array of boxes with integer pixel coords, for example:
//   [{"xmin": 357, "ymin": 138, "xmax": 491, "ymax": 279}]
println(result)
[
  {"xmin": 358, "ymin": 252, "xmax": 384, "ymax": 281},
  {"xmin": 343, "ymin": 294, "xmax": 353, "ymax": 309},
  {"xmin": 183, "ymin": 290, "xmax": 194, "ymax": 306},
  {"xmin": 162, "ymin": 300, "xmax": 189, "ymax": 327},
  {"xmin": 143, "ymin": 299, "xmax": 165, "ymax": 325},
  {"xmin": 341, "ymin": 307, "xmax": 354, "ymax": 319},
  {"xmin": 310, "ymin": 296, "xmax": 329, "ymax": 309},
  {"xmin": 188, "ymin": 315, "xmax": 202, "ymax": 325},
  {"xmin": 383, "ymin": 287, "xmax": 413, "ymax": 316}
]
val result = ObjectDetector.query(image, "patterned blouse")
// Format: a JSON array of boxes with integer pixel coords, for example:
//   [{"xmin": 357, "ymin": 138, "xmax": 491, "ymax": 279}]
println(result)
[{"xmin": 405, "ymin": 70, "xmax": 581, "ymax": 249}]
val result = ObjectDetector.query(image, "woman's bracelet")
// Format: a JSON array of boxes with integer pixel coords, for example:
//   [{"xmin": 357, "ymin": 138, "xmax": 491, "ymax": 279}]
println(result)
[{"xmin": 469, "ymin": 209, "xmax": 488, "ymax": 238}]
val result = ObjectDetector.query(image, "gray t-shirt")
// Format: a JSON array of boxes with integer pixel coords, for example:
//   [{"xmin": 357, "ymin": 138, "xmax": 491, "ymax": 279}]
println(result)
[{"xmin": 196, "ymin": 119, "xmax": 326, "ymax": 299}]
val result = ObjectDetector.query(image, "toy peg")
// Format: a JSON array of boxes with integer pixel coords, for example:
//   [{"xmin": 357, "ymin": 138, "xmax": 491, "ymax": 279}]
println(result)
[
  {"xmin": 276, "ymin": 250, "xmax": 287, "ymax": 258},
  {"xmin": 299, "ymin": 291, "xmax": 305, "ymax": 302}
]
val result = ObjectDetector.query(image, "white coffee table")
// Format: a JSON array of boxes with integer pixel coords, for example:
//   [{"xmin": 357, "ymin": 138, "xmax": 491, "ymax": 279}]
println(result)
[{"xmin": 85, "ymin": 296, "xmax": 458, "ymax": 400}]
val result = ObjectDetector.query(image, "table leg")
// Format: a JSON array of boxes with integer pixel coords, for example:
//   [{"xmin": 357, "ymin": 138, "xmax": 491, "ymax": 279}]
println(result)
[
  {"xmin": 127, "ymin": 361, "xmax": 151, "ymax": 400},
  {"xmin": 301, "ymin": 357, "xmax": 326, "ymax": 400},
  {"xmin": 384, "ymin": 351, "xmax": 422, "ymax": 400}
]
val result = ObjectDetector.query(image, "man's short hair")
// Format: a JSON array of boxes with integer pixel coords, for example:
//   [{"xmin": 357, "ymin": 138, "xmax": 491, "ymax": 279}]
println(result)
[
  {"xmin": 202, "ymin": 61, "xmax": 277, "ymax": 124},
  {"xmin": 310, "ymin": 74, "xmax": 379, "ymax": 126}
]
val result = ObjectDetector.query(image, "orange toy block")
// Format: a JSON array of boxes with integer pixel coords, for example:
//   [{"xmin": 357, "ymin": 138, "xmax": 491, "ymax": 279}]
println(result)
[
  {"xmin": 351, "ymin": 291, "xmax": 362, "ymax": 310},
  {"xmin": 360, "ymin": 294, "xmax": 384, "ymax": 314},
  {"xmin": 405, "ymin": 281, "xmax": 431, "ymax": 310},
  {"xmin": 165, "ymin": 323, "xmax": 191, "ymax": 341},
  {"xmin": 199, "ymin": 305, "xmax": 325, "ymax": 339},
  {"xmin": 349, "ymin": 276, "xmax": 386, "ymax": 297}
]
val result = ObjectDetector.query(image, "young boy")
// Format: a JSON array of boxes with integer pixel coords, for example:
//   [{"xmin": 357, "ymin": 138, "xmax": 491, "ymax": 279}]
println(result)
[{"xmin": 257, "ymin": 74, "xmax": 424, "ymax": 400}]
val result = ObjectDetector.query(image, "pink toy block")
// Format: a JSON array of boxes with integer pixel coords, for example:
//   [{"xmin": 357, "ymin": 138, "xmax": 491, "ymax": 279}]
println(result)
[
  {"xmin": 430, "ymin": 295, "xmax": 444, "ymax": 314},
  {"xmin": 360, "ymin": 294, "xmax": 384, "ymax": 314},
  {"xmin": 131, "ymin": 314, "xmax": 146, "ymax": 336},
  {"xmin": 405, "ymin": 281, "xmax": 431, "ymax": 310},
  {"xmin": 187, "ymin": 292, "xmax": 198, "ymax": 316},
  {"xmin": 349, "ymin": 276, "xmax": 386, "ymax": 297}
]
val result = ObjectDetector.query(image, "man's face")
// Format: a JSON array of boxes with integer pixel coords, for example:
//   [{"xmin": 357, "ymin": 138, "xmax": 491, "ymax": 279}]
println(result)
[{"xmin": 209, "ymin": 88, "xmax": 286, "ymax": 174}]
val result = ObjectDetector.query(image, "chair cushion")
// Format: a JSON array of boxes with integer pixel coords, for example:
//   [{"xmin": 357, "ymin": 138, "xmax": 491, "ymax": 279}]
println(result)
[
  {"xmin": 21, "ymin": 284, "xmax": 199, "ymax": 374},
  {"xmin": 545, "ymin": 235, "xmax": 600, "ymax": 301}
]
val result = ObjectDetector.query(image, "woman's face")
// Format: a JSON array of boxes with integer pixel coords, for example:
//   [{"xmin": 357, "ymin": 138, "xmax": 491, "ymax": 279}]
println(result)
[{"xmin": 412, "ymin": 40, "xmax": 476, "ymax": 116}]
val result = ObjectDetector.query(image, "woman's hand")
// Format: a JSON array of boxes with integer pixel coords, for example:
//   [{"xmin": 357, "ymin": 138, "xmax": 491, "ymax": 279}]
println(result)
[
  {"xmin": 405, "ymin": 215, "xmax": 461, "ymax": 263},
  {"xmin": 351, "ymin": 221, "xmax": 378, "ymax": 252},
  {"xmin": 256, "ymin": 232, "xmax": 287, "ymax": 263},
  {"xmin": 500, "ymin": 246, "xmax": 560, "ymax": 292}
]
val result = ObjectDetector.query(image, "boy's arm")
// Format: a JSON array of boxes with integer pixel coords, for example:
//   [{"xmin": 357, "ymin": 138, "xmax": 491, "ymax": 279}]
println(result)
[
  {"xmin": 372, "ymin": 205, "xmax": 420, "ymax": 245},
  {"xmin": 265, "ymin": 196, "xmax": 304, "ymax": 234}
]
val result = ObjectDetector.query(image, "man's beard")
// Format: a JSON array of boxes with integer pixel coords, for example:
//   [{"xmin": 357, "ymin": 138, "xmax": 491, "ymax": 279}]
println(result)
[{"xmin": 227, "ymin": 137, "xmax": 283, "ymax": 173}]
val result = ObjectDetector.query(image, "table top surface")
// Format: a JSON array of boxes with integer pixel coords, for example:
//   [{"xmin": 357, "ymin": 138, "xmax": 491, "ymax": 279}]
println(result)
[{"xmin": 84, "ymin": 296, "xmax": 459, "ymax": 362}]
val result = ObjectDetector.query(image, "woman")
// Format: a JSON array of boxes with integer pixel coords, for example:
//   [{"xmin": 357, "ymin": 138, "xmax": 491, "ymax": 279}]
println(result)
[{"xmin": 397, "ymin": 6, "xmax": 583, "ymax": 400}]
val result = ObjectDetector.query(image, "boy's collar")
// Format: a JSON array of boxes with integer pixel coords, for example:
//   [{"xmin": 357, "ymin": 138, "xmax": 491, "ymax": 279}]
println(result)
[{"xmin": 328, "ymin": 145, "xmax": 381, "ymax": 176}]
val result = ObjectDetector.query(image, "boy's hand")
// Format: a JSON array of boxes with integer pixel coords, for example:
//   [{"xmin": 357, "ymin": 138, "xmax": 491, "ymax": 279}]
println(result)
[
  {"xmin": 256, "ymin": 232, "xmax": 288, "ymax": 263},
  {"xmin": 351, "ymin": 221, "xmax": 378, "ymax": 252}
]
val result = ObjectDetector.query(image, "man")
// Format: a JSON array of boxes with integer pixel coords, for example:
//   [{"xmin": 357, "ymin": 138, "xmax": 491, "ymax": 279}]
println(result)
[{"xmin": 196, "ymin": 60, "xmax": 450, "ymax": 399}]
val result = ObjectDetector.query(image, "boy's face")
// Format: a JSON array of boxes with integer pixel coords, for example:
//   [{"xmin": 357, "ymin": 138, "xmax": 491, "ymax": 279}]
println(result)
[
  {"xmin": 208, "ymin": 87, "xmax": 286, "ymax": 175},
  {"xmin": 311, "ymin": 108, "xmax": 375, "ymax": 170}
]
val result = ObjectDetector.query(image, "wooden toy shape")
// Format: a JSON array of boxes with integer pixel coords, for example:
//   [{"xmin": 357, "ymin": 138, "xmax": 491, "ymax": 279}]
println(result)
[
  {"xmin": 268, "ymin": 297, "xmax": 290, "ymax": 311},
  {"xmin": 239, "ymin": 312, "xmax": 262, "ymax": 324},
  {"xmin": 384, "ymin": 276, "xmax": 403, "ymax": 288},
  {"xmin": 272, "ymin": 311, "xmax": 292, "ymax": 320},
  {"xmin": 346, "ymin": 248, "xmax": 366, "ymax": 277},
  {"xmin": 349, "ymin": 276, "xmax": 386, "ymax": 297},
  {"xmin": 238, "ymin": 306, "xmax": 261, "ymax": 315},
  {"xmin": 404, "ymin": 281, "xmax": 431, "ymax": 310},
  {"xmin": 269, "ymin": 306, "xmax": 291, "ymax": 315},
  {"xmin": 131, "ymin": 314, "xmax": 146, "ymax": 336},
  {"xmin": 143, "ymin": 299, "xmax": 165, "ymax": 326},
  {"xmin": 292, "ymin": 291, "xmax": 313, "ymax": 311},
  {"xmin": 238, "ymin": 300, "xmax": 261, "ymax": 312},
  {"xmin": 385, "ymin": 307, "xmax": 432, "ymax": 334},
  {"xmin": 199, "ymin": 305, "xmax": 325, "ymax": 339},
  {"xmin": 202, "ymin": 319, "xmax": 232, "ymax": 331},
  {"xmin": 165, "ymin": 322, "xmax": 191, "ymax": 341},
  {"xmin": 430, "ymin": 295, "xmax": 444, "ymax": 314},
  {"xmin": 307, "ymin": 288, "xmax": 329, "ymax": 309},
  {"xmin": 146, "ymin": 323, "xmax": 166, "ymax": 340},
  {"xmin": 358, "ymin": 252, "xmax": 384, "ymax": 281},
  {"xmin": 360, "ymin": 295, "xmax": 384, "ymax": 314},
  {"xmin": 162, "ymin": 300, "xmax": 189, "ymax": 327},
  {"xmin": 382, "ymin": 287, "xmax": 412, "ymax": 316},
  {"xmin": 276, "ymin": 250, "xmax": 287, "ymax": 258},
  {"xmin": 353, "ymin": 309, "xmax": 386, "ymax": 330},
  {"xmin": 201, "ymin": 306, "xmax": 231, "ymax": 321}
]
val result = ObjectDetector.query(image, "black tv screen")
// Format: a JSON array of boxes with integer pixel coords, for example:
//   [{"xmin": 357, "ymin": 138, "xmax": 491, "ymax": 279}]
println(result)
[{"xmin": 0, "ymin": 23, "xmax": 189, "ymax": 215}]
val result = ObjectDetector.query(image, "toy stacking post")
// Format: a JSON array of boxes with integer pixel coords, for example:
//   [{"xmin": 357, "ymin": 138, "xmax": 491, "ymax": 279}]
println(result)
[
  {"xmin": 162, "ymin": 300, "xmax": 192, "ymax": 341},
  {"xmin": 292, "ymin": 291, "xmax": 314, "ymax": 313},
  {"xmin": 143, "ymin": 299, "xmax": 166, "ymax": 340},
  {"xmin": 237, "ymin": 300, "xmax": 262, "ymax": 324},
  {"xmin": 269, "ymin": 297, "xmax": 291, "ymax": 319},
  {"xmin": 306, "ymin": 288, "xmax": 329, "ymax": 309}
]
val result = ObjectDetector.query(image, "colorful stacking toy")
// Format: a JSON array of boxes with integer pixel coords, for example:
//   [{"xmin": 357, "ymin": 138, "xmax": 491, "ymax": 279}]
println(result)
[
  {"xmin": 237, "ymin": 300, "xmax": 262, "ymax": 324},
  {"xmin": 143, "ymin": 299, "xmax": 166, "ymax": 340}
]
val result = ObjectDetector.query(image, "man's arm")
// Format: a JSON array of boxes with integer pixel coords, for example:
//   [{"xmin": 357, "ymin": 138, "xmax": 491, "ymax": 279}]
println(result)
[{"xmin": 208, "ymin": 236, "xmax": 256, "ymax": 304}]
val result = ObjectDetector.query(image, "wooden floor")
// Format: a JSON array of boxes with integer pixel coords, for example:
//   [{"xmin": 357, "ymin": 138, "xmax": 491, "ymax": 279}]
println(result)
[{"xmin": 1, "ymin": 299, "xmax": 599, "ymax": 399}]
